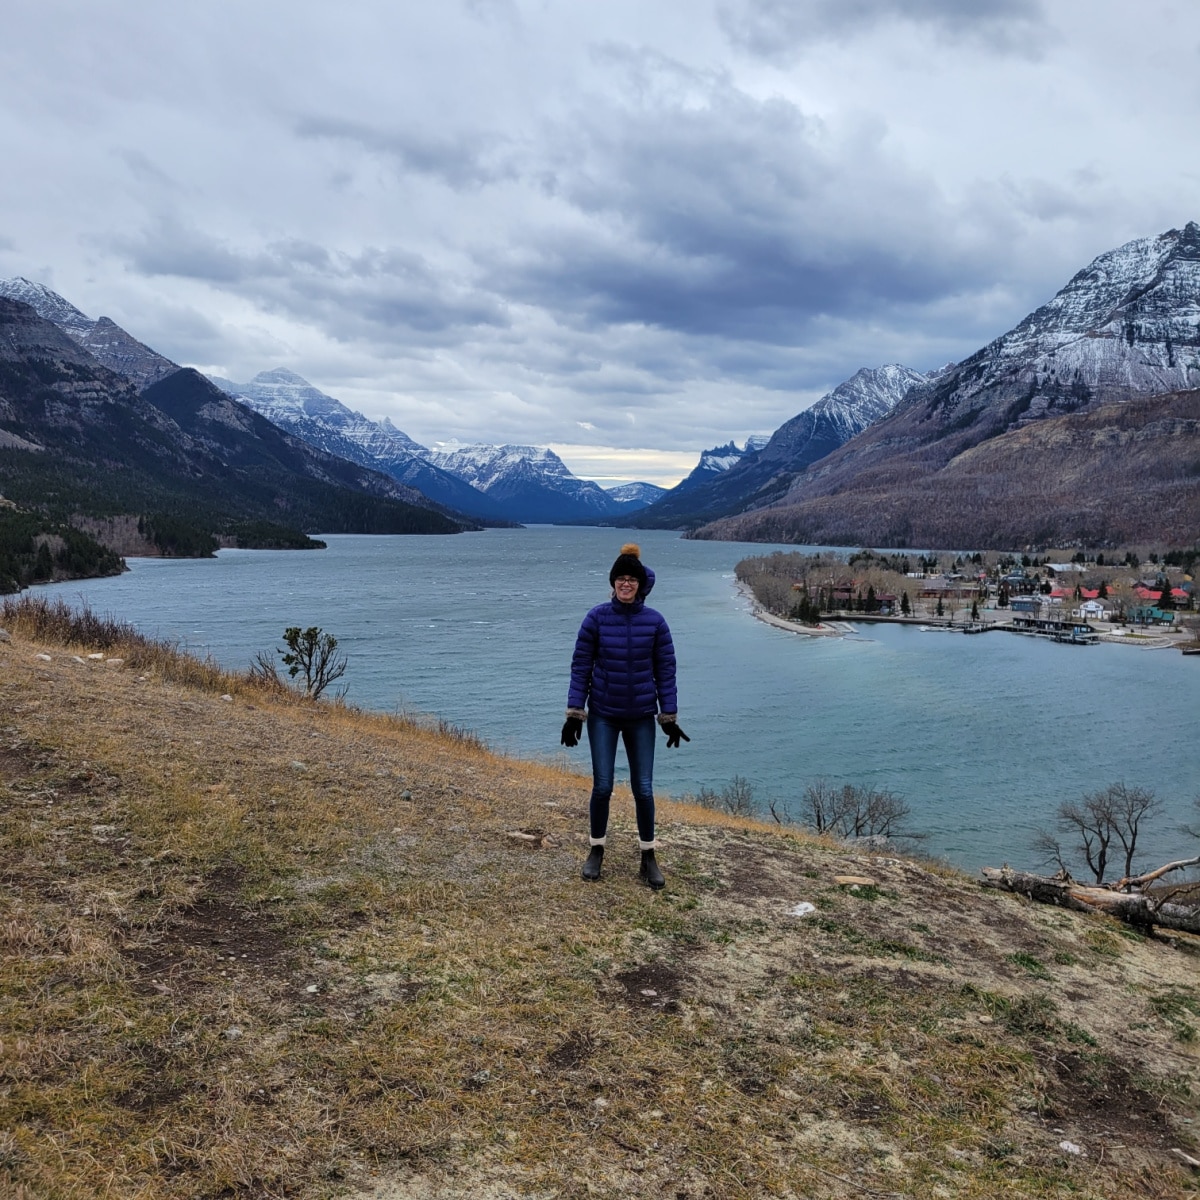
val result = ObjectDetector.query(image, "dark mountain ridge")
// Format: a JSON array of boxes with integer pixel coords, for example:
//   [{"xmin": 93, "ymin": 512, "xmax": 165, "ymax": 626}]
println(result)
[
  {"xmin": 696, "ymin": 389, "xmax": 1200, "ymax": 549},
  {"xmin": 0, "ymin": 299, "xmax": 469, "ymax": 552}
]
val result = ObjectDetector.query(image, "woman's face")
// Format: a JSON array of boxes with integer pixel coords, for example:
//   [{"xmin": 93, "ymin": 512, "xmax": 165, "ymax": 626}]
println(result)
[{"xmin": 613, "ymin": 575, "xmax": 640, "ymax": 602}]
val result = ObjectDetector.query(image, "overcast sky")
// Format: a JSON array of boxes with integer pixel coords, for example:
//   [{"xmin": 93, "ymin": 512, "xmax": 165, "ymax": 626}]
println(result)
[{"xmin": 2, "ymin": 1, "xmax": 1197, "ymax": 485}]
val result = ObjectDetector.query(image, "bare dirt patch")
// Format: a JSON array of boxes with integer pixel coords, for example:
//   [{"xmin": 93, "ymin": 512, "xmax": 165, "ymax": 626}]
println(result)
[
  {"xmin": 545, "ymin": 1029, "xmax": 597, "ymax": 1070},
  {"xmin": 612, "ymin": 961, "xmax": 687, "ymax": 1012},
  {"xmin": 1039, "ymin": 1048, "xmax": 1178, "ymax": 1149}
]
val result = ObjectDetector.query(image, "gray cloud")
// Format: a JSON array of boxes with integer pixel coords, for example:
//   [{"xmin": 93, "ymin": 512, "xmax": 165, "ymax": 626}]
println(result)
[
  {"xmin": 718, "ymin": 0, "xmax": 1049, "ymax": 59},
  {"xmin": 113, "ymin": 218, "xmax": 509, "ymax": 340},
  {"xmin": 295, "ymin": 116, "xmax": 519, "ymax": 190},
  {"xmin": 1, "ymin": 0, "xmax": 1195, "ymax": 476},
  {"xmin": 484, "ymin": 57, "xmax": 987, "ymax": 346}
]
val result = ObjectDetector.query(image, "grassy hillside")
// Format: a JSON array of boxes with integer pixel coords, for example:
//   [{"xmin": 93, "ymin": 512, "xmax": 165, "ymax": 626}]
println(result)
[{"xmin": 1, "ymin": 601, "xmax": 1198, "ymax": 1199}]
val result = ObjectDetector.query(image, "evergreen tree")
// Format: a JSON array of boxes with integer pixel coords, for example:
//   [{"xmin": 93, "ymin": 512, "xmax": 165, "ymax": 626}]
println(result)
[
  {"xmin": 33, "ymin": 541, "xmax": 53, "ymax": 582},
  {"xmin": 900, "ymin": 591, "xmax": 910, "ymax": 616}
]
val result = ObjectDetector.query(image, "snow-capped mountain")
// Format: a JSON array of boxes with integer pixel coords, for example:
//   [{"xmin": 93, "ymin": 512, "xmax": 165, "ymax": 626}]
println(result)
[
  {"xmin": 0, "ymin": 297, "xmax": 468, "ymax": 543},
  {"xmin": 212, "ymin": 373, "xmax": 665, "ymax": 524},
  {"xmin": 902, "ymin": 221, "xmax": 1200, "ymax": 424},
  {"xmin": 1, "ymin": 277, "xmax": 663, "ymax": 527},
  {"xmin": 632, "ymin": 367, "xmax": 928, "ymax": 528},
  {"xmin": 214, "ymin": 369, "xmax": 426, "ymax": 457},
  {"xmin": 209, "ymin": 369, "xmax": 510, "ymax": 521},
  {"xmin": 639, "ymin": 436, "xmax": 770, "ymax": 514},
  {"xmin": 693, "ymin": 222, "xmax": 1200, "ymax": 548},
  {"xmin": 605, "ymin": 481, "xmax": 667, "ymax": 508},
  {"xmin": 0, "ymin": 278, "xmax": 178, "ymax": 389},
  {"xmin": 0, "ymin": 277, "xmax": 95, "ymax": 340},
  {"xmin": 422, "ymin": 443, "xmax": 629, "ymax": 523}
]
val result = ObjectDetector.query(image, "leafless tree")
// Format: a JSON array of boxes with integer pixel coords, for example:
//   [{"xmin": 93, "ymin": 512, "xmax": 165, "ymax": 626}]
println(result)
[
  {"xmin": 691, "ymin": 776, "xmax": 757, "ymax": 817},
  {"xmin": 248, "ymin": 649, "xmax": 286, "ymax": 691},
  {"xmin": 719, "ymin": 775, "xmax": 756, "ymax": 817},
  {"xmin": 800, "ymin": 778, "xmax": 848, "ymax": 834},
  {"xmin": 1038, "ymin": 783, "xmax": 1162, "ymax": 883},
  {"xmin": 800, "ymin": 779, "xmax": 913, "ymax": 839}
]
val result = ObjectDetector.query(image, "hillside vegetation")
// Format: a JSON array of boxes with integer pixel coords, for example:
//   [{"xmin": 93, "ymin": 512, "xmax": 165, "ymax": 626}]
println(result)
[{"xmin": 2, "ymin": 606, "xmax": 1199, "ymax": 1199}]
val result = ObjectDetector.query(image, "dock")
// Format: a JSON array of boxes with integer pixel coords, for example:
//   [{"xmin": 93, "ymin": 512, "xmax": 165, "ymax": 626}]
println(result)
[{"xmin": 1004, "ymin": 614, "xmax": 1100, "ymax": 644}]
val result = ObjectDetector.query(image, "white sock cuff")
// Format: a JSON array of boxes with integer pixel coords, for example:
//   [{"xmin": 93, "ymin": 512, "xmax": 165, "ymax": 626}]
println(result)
[
  {"xmin": 589, "ymin": 836, "xmax": 607, "ymax": 847},
  {"xmin": 638, "ymin": 839, "xmax": 659, "ymax": 851}
]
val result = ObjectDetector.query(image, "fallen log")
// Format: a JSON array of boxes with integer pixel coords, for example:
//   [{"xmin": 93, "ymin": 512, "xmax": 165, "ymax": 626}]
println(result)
[{"xmin": 980, "ymin": 866, "xmax": 1200, "ymax": 934}]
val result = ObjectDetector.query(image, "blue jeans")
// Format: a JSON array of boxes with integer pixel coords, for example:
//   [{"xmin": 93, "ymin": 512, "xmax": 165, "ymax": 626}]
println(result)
[{"xmin": 587, "ymin": 712, "xmax": 656, "ymax": 844}]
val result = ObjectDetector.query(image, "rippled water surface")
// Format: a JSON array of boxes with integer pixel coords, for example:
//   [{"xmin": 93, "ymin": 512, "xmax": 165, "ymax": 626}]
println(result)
[{"xmin": 39, "ymin": 527, "xmax": 1200, "ymax": 873}]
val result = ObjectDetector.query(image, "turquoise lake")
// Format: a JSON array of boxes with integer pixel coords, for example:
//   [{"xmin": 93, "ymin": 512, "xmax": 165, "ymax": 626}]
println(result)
[{"xmin": 37, "ymin": 526, "xmax": 1200, "ymax": 875}]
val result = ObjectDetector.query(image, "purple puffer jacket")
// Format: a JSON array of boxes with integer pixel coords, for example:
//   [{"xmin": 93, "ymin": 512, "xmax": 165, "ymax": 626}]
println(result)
[{"xmin": 567, "ymin": 587, "xmax": 677, "ymax": 718}]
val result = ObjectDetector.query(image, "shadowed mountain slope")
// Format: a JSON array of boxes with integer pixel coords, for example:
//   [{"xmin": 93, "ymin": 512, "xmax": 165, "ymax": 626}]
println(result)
[
  {"xmin": 0, "ymin": 298, "xmax": 469, "ymax": 545},
  {"xmin": 697, "ymin": 389, "xmax": 1200, "ymax": 548},
  {"xmin": 692, "ymin": 223, "xmax": 1200, "ymax": 548}
]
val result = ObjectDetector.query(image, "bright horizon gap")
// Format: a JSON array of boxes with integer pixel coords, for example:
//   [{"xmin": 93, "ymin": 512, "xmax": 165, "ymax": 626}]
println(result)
[{"xmin": 547, "ymin": 444, "xmax": 702, "ymax": 489}]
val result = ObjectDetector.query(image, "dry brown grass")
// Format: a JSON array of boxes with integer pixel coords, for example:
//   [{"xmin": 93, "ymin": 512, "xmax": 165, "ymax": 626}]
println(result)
[{"xmin": 2, "ymin": 617, "xmax": 1199, "ymax": 1200}]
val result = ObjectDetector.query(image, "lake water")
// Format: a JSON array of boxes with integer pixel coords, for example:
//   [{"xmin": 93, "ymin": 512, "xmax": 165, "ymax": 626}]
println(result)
[{"xmin": 36, "ymin": 526, "xmax": 1200, "ymax": 875}]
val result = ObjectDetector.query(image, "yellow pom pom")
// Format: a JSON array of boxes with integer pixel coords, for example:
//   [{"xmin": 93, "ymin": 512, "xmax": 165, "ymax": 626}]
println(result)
[{"xmin": 619, "ymin": 542, "xmax": 641, "ymax": 557}]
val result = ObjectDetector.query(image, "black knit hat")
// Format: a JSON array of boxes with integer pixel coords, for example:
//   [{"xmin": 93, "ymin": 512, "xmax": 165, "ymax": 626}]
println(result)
[{"xmin": 609, "ymin": 542, "xmax": 648, "ymax": 588}]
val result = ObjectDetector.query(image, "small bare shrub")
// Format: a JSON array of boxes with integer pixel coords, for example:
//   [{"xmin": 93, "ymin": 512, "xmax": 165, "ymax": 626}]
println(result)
[{"xmin": 800, "ymin": 779, "xmax": 914, "ymax": 840}]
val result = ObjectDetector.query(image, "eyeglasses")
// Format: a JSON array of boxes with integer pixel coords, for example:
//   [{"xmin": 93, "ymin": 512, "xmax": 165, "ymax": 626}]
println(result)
[{"xmin": 614, "ymin": 576, "xmax": 640, "ymax": 586}]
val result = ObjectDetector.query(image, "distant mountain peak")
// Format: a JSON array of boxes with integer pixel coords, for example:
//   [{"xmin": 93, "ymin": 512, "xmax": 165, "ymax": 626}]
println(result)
[
  {"xmin": 250, "ymin": 366, "xmax": 312, "ymax": 386},
  {"xmin": 0, "ymin": 276, "xmax": 180, "ymax": 389},
  {"xmin": 900, "ymin": 220, "xmax": 1200, "ymax": 430},
  {"xmin": 629, "ymin": 363, "xmax": 929, "ymax": 529}
]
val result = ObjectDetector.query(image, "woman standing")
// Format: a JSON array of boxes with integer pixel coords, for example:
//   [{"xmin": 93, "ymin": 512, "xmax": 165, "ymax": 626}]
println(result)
[{"xmin": 561, "ymin": 543, "xmax": 688, "ymax": 888}]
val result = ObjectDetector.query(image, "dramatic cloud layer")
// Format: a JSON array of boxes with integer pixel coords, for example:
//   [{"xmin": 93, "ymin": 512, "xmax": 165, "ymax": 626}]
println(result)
[{"xmin": 1, "ymin": 0, "xmax": 1196, "ymax": 483}]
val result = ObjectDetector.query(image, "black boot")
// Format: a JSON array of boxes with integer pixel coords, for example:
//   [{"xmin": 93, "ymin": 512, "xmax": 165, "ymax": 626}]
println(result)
[
  {"xmin": 581, "ymin": 845, "xmax": 604, "ymax": 882},
  {"xmin": 639, "ymin": 849, "xmax": 665, "ymax": 890}
]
